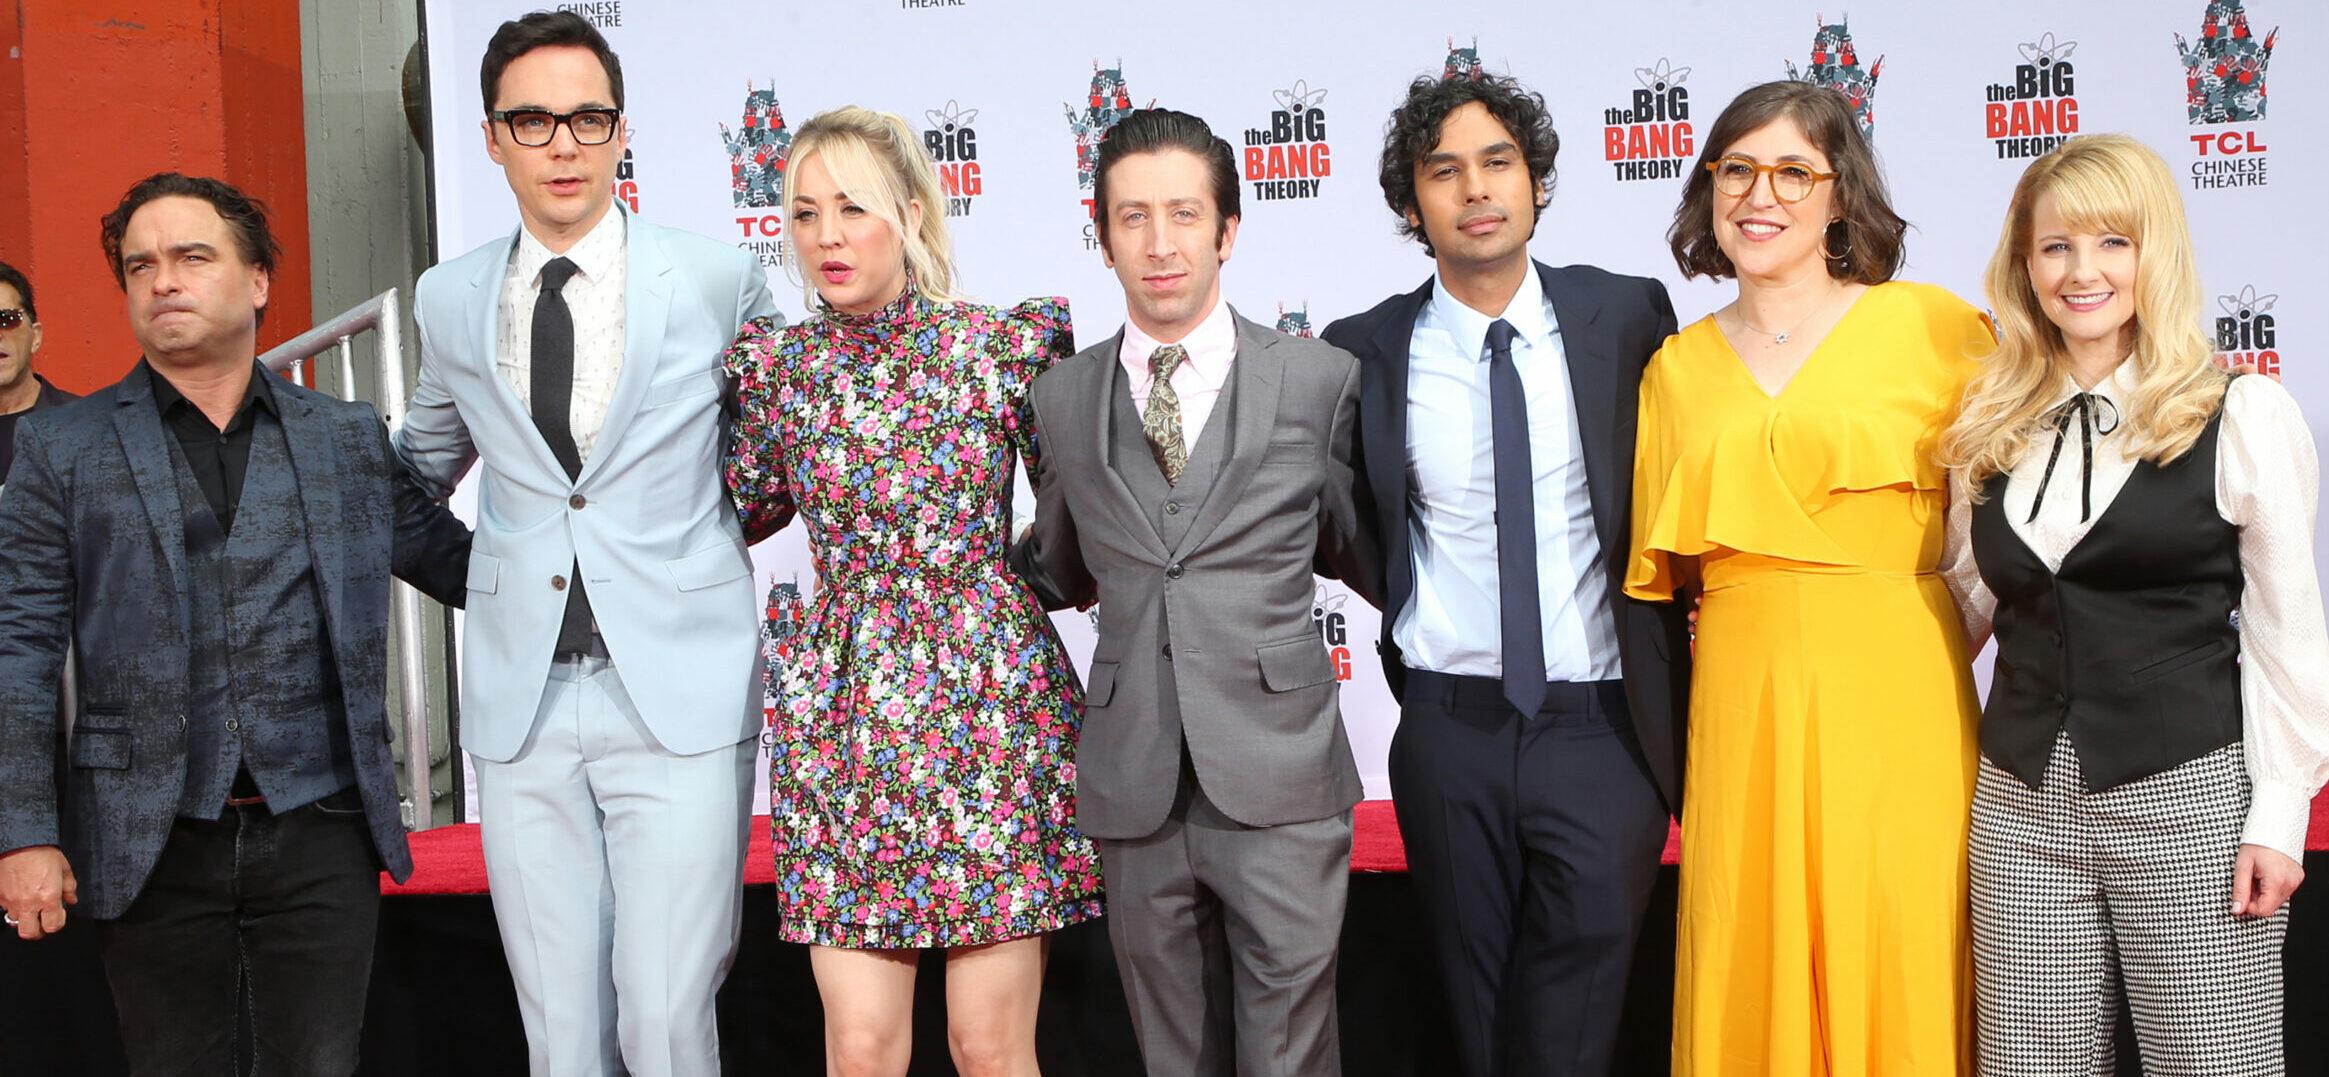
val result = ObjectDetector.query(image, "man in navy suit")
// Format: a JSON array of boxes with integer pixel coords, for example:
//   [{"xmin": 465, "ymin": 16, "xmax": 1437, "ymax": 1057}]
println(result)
[
  {"xmin": 0, "ymin": 173, "xmax": 470, "ymax": 1075},
  {"xmin": 1322, "ymin": 74, "xmax": 1689, "ymax": 1076}
]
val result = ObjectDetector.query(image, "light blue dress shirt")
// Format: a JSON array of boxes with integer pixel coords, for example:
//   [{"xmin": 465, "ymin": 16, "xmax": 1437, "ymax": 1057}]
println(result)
[{"xmin": 1397, "ymin": 262, "xmax": 1620, "ymax": 682}]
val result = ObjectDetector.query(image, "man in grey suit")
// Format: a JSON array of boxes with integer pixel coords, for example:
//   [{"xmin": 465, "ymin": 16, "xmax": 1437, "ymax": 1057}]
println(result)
[
  {"xmin": 1015, "ymin": 108, "xmax": 1380, "ymax": 1077},
  {"xmin": 395, "ymin": 13, "xmax": 775, "ymax": 1076},
  {"xmin": 0, "ymin": 173, "xmax": 470, "ymax": 1074}
]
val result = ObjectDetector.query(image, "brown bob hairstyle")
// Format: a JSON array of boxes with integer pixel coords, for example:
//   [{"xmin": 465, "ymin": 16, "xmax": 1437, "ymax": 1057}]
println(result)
[{"xmin": 1666, "ymin": 80, "xmax": 1906, "ymax": 284}]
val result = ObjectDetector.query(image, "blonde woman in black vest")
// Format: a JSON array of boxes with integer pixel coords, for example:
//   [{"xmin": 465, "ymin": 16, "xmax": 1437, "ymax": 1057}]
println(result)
[{"xmin": 1939, "ymin": 133, "xmax": 2329, "ymax": 1074}]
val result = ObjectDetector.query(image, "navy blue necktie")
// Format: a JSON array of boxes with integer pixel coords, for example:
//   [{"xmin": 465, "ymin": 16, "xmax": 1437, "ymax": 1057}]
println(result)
[{"xmin": 1486, "ymin": 318, "xmax": 1546, "ymax": 717}]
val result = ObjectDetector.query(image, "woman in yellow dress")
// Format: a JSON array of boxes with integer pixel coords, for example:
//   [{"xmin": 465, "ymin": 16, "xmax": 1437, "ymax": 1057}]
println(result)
[{"xmin": 1628, "ymin": 80, "xmax": 1994, "ymax": 1075}]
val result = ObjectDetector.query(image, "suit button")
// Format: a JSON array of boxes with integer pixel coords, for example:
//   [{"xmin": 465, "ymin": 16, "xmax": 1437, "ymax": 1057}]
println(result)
[
  {"xmin": 1166, "ymin": 563, "xmax": 1184, "ymax": 580},
  {"xmin": 226, "ymin": 718, "xmax": 240, "ymax": 732},
  {"xmin": 2053, "ymin": 692, "xmax": 2067, "ymax": 705},
  {"xmin": 569, "ymin": 494, "xmax": 587, "ymax": 510},
  {"xmin": 1161, "ymin": 643, "xmax": 1174, "ymax": 660},
  {"xmin": 1165, "ymin": 501, "xmax": 1182, "ymax": 515},
  {"xmin": 552, "ymin": 575, "xmax": 568, "ymax": 591}
]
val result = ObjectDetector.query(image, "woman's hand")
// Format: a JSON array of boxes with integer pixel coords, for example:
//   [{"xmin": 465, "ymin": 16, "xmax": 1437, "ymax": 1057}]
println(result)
[{"xmin": 2232, "ymin": 843, "xmax": 2305, "ymax": 918}]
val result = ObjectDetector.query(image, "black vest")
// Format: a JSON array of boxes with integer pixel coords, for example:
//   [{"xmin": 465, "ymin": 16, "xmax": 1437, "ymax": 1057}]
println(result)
[
  {"xmin": 171, "ymin": 415, "xmax": 353, "ymax": 817},
  {"xmin": 1972, "ymin": 404, "xmax": 2242, "ymax": 793}
]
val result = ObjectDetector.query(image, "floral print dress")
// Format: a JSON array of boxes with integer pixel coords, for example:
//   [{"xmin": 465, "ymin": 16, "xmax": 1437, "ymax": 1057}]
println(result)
[{"xmin": 724, "ymin": 291, "xmax": 1104, "ymax": 948}]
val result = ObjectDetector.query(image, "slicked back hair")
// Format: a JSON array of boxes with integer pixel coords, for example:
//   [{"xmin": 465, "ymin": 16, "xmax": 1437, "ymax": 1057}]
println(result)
[{"xmin": 1091, "ymin": 108, "xmax": 1240, "ymax": 249}]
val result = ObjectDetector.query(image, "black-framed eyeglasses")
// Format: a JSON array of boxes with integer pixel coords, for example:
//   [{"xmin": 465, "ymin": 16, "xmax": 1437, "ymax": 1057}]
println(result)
[
  {"xmin": 491, "ymin": 108, "xmax": 622, "ymax": 148},
  {"xmin": 0, "ymin": 308, "xmax": 27, "ymax": 331}
]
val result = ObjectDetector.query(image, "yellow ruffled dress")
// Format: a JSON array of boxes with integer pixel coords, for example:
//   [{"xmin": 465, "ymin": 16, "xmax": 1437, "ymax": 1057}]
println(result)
[{"xmin": 1627, "ymin": 282, "xmax": 1993, "ymax": 1075}]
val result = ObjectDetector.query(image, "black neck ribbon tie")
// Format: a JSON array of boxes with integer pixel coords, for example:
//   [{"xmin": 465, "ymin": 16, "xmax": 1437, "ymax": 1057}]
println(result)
[{"xmin": 2027, "ymin": 391, "xmax": 2122, "ymax": 524}]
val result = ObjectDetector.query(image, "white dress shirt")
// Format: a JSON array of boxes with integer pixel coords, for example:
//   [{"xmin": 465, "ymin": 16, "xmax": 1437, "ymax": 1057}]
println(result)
[
  {"xmin": 499, "ymin": 208, "xmax": 628, "ymax": 464},
  {"xmin": 1399, "ymin": 262, "xmax": 1620, "ymax": 683},
  {"xmin": 1944, "ymin": 365, "xmax": 2329, "ymax": 860},
  {"xmin": 1119, "ymin": 298, "xmax": 1235, "ymax": 448}
]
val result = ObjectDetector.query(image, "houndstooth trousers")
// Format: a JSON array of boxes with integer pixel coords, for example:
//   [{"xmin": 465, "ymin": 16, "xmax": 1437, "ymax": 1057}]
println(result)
[{"xmin": 1970, "ymin": 730, "xmax": 2288, "ymax": 1076}]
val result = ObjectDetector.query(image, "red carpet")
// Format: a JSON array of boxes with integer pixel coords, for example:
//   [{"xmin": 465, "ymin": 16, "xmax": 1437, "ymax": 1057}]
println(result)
[{"xmin": 382, "ymin": 794, "xmax": 2329, "ymax": 896}]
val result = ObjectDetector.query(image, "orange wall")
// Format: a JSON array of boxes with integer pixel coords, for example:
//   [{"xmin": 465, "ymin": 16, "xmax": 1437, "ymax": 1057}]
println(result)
[{"xmin": 0, "ymin": 0, "xmax": 311, "ymax": 394}]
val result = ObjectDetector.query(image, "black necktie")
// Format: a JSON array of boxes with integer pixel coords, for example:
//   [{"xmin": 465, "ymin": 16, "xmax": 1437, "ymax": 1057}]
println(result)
[
  {"xmin": 531, "ymin": 257, "xmax": 584, "ymax": 479},
  {"xmin": 531, "ymin": 256, "xmax": 596, "ymax": 654},
  {"xmin": 1487, "ymin": 319, "xmax": 1546, "ymax": 717}
]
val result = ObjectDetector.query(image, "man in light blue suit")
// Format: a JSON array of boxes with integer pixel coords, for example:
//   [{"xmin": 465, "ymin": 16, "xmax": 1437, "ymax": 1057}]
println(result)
[{"xmin": 396, "ymin": 13, "xmax": 776, "ymax": 1076}]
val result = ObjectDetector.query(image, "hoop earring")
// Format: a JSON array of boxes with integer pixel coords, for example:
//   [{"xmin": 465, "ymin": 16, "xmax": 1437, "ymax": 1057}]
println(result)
[{"xmin": 1821, "ymin": 221, "xmax": 1853, "ymax": 262}]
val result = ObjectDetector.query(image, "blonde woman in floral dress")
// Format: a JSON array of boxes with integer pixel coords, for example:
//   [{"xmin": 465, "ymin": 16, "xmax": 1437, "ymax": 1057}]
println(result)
[{"xmin": 724, "ymin": 106, "xmax": 1101, "ymax": 1077}]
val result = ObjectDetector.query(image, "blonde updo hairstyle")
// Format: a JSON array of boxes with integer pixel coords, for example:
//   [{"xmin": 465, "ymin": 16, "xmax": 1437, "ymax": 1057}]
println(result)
[
  {"xmin": 1941, "ymin": 133, "xmax": 2225, "ymax": 488},
  {"xmin": 781, "ymin": 105, "xmax": 961, "ymax": 310}
]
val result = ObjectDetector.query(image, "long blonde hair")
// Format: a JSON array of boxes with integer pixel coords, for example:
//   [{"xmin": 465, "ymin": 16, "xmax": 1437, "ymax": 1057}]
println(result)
[
  {"xmin": 781, "ymin": 106, "xmax": 960, "ymax": 309},
  {"xmin": 1940, "ymin": 134, "xmax": 2224, "ymax": 487}
]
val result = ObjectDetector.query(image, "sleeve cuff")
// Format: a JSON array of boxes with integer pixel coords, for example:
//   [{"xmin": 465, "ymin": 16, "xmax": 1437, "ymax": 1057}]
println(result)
[{"xmin": 2241, "ymin": 779, "xmax": 2314, "ymax": 862}]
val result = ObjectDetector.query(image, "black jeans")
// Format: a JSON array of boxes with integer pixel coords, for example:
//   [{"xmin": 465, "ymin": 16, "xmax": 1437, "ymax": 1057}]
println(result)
[{"xmin": 96, "ymin": 788, "xmax": 381, "ymax": 1077}]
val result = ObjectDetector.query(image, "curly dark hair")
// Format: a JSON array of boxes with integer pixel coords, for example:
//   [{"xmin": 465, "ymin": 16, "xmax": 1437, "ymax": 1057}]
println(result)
[
  {"xmin": 1376, "ymin": 74, "xmax": 1560, "ymax": 257},
  {"xmin": 99, "ymin": 172, "xmax": 282, "ymax": 325},
  {"xmin": 1666, "ymin": 80, "xmax": 1906, "ymax": 284}
]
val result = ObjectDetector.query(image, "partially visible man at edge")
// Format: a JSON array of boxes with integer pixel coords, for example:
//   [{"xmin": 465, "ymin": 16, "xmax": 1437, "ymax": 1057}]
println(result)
[{"xmin": 0, "ymin": 260, "xmax": 78, "ymax": 484}]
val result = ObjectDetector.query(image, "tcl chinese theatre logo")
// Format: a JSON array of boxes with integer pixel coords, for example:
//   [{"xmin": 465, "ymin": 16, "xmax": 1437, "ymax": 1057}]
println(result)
[
  {"xmin": 721, "ymin": 81, "xmax": 793, "ymax": 267},
  {"xmin": 1065, "ymin": 61, "xmax": 1147, "ymax": 249},
  {"xmin": 2178, "ymin": 0, "xmax": 2277, "ymax": 191},
  {"xmin": 1785, "ymin": 15, "xmax": 1881, "ymax": 137}
]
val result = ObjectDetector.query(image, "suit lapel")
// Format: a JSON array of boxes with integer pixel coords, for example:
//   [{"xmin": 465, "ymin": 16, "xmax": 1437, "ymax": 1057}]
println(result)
[
  {"xmin": 108, "ymin": 370, "xmax": 192, "ymax": 643},
  {"xmin": 581, "ymin": 216, "xmax": 672, "ymax": 485},
  {"xmin": 272, "ymin": 382, "xmax": 351, "ymax": 675},
  {"xmin": 467, "ymin": 229, "xmax": 569, "ymax": 481},
  {"xmin": 1542, "ymin": 263, "xmax": 1622, "ymax": 562},
  {"xmin": 1088, "ymin": 334, "xmax": 1169, "ymax": 562},
  {"xmin": 1173, "ymin": 312, "xmax": 1282, "ymax": 558}
]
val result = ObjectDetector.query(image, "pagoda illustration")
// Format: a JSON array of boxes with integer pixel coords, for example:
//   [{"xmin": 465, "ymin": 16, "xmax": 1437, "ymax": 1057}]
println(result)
[
  {"xmin": 1786, "ymin": 15, "xmax": 1883, "ymax": 137},
  {"xmin": 720, "ymin": 82, "xmax": 792, "ymax": 209},
  {"xmin": 2177, "ymin": 0, "xmax": 2277, "ymax": 123},
  {"xmin": 1066, "ymin": 62, "xmax": 1144, "ymax": 190}
]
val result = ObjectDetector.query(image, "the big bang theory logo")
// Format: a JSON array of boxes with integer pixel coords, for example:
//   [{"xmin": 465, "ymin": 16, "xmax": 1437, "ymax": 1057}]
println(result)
[
  {"xmin": 1244, "ymin": 81, "xmax": 1331, "ymax": 202},
  {"xmin": 1786, "ymin": 15, "xmax": 1882, "ymax": 137},
  {"xmin": 2179, "ymin": 0, "xmax": 2277, "ymax": 191},
  {"xmin": 2213, "ymin": 286, "xmax": 2283, "ymax": 378},
  {"xmin": 1603, "ymin": 59, "xmax": 1693, "ymax": 182},
  {"xmin": 922, "ymin": 100, "xmax": 982, "ymax": 218},
  {"xmin": 1313, "ymin": 584, "xmax": 1354, "ymax": 682},
  {"xmin": 613, "ymin": 148, "xmax": 643, "ymax": 213},
  {"xmin": 721, "ymin": 81, "xmax": 793, "ymax": 267},
  {"xmin": 1985, "ymin": 34, "xmax": 2080, "ymax": 160},
  {"xmin": 1065, "ymin": 61, "xmax": 1147, "ymax": 249}
]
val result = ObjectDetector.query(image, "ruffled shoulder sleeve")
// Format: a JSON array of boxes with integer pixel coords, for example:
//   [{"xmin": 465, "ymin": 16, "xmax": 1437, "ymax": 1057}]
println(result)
[
  {"xmin": 1625, "ymin": 327, "xmax": 1702, "ymax": 602},
  {"xmin": 987, "ymin": 297, "xmax": 1074, "ymax": 463},
  {"xmin": 991, "ymin": 296, "xmax": 1075, "ymax": 377}
]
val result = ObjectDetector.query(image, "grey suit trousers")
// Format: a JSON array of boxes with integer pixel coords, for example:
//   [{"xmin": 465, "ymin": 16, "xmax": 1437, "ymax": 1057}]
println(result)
[{"xmin": 1100, "ymin": 755, "xmax": 1353, "ymax": 1077}]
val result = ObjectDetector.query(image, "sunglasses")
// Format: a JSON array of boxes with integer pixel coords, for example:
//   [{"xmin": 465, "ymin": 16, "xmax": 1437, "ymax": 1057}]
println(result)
[{"xmin": 0, "ymin": 308, "xmax": 28, "ymax": 331}]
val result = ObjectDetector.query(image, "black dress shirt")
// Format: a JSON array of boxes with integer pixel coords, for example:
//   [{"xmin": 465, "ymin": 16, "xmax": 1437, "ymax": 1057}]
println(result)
[{"xmin": 148, "ymin": 361, "xmax": 276, "ymax": 534}]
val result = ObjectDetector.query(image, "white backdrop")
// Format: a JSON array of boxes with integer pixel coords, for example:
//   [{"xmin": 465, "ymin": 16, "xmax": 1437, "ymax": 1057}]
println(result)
[{"xmin": 422, "ymin": 0, "xmax": 2316, "ymax": 810}]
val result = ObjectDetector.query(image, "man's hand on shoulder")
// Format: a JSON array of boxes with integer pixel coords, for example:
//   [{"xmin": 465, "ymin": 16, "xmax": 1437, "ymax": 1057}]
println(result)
[{"xmin": 0, "ymin": 845, "xmax": 77, "ymax": 940}]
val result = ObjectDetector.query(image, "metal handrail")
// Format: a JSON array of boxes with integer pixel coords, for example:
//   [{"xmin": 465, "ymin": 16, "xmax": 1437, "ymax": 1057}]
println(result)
[{"xmin": 258, "ymin": 289, "xmax": 441, "ymax": 832}]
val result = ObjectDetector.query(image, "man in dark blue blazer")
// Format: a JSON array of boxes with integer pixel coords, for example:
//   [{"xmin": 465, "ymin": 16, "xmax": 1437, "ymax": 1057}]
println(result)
[
  {"xmin": 0, "ymin": 173, "xmax": 470, "ymax": 1075},
  {"xmin": 1321, "ymin": 75, "xmax": 1689, "ymax": 1076}
]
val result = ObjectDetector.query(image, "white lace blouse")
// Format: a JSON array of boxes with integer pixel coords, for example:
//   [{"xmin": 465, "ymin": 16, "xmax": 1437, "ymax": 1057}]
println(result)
[{"xmin": 1943, "ymin": 366, "xmax": 2329, "ymax": 861}]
